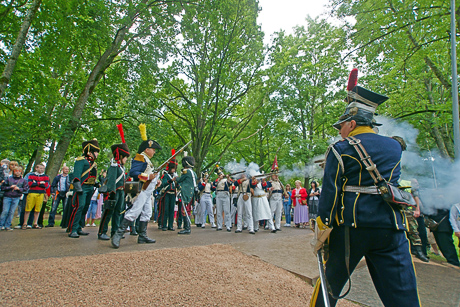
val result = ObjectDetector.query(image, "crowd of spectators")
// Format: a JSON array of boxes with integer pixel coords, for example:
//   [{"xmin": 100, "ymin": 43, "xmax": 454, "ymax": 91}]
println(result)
[{"xmin": 0, "ymin": 158, "xmax": 458, "ymax": 267}]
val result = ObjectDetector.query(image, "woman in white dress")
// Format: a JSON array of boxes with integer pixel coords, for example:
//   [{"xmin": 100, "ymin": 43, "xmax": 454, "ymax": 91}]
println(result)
[{"xmin": 250, "ymin": 177, "xmax": 275, "ymax": 232}]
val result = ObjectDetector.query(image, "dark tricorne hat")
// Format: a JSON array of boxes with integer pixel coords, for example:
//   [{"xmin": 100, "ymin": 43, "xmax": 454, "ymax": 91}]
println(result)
[
  {"xmin": 82, "ymin": 139, "xmax": 100, "ymax": 154},
  {"xmin": 182, "ymin": 155, "xmax": 195, "ymax": 168},
  {"xmin": 333, "ymin": 69, "xmax": 389, "ymax": 130}
]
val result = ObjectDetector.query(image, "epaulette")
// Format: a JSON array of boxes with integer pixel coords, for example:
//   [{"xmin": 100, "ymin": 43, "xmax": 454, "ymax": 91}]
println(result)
[
  {"xmin": 134, "ymin": 153, "xmax": 145, "ymax": 162},
  {"xmin": 391, "ymin": 136, "xmax": 407, "ymax": 151},
  {"xmin": 111, "ymin": 161, "xmax": 118, "ymax": 167},
  {"xmin": 76, "ymin": 156, "xmax": 85, "ymax": 161},
  {"xmin": 182, "ymin": 169, "xmax": 188, "ymax": 175},
  {"xmin": 324, "ymin": 140, "xmax": 345, "ymax": 174}
]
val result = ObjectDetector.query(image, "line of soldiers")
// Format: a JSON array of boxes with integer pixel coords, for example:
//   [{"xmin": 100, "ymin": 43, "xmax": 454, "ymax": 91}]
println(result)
[
  {"xmin": 60, "ymin": 121, "xmax": 291, "ymax": 249},
  {"xmin": 191, "ymin": 164, "xmax": 287, "ymax": 234}
]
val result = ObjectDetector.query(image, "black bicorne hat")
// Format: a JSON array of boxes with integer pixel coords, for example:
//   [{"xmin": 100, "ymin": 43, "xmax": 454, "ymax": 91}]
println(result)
[
  {"xmin": 82, "ymin": 139, "xmax": 100, "ymax": 154},
  {"xmin": 333, "ymin": 69, "xmax": 388, "ymax": 130},
  {"xmin": 138, "ymin": 140, "xmax": 162, "ymax": 154}
]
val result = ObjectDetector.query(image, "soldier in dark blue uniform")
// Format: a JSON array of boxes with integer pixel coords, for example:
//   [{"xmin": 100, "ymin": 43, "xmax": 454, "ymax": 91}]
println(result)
[
  {"xmin": 68, "ymin": 139, "xmax": 100, "ymax": 238},
  {"xmin": 98, "ymin": 124, "xmax": 130, "ymax": 240},
  {"xmin": 310, "ymin": 69, "xmax": 420, "ymax": 307}
]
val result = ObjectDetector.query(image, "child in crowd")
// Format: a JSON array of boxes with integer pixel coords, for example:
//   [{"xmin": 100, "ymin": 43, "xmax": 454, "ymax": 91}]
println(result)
[
  {"xmin": 0, "ymin": 166, "xmax": 26, "ymax": 230},
  {"xmin": 86, "ymin": 189, "xmax": 99, "ymax": 227}
]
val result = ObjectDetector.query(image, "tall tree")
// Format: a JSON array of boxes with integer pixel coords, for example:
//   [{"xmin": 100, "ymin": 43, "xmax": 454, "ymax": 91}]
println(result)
[
  {"xmin": 151, "ymin": 0, "xmax": 266, "ymax": 171},
  {"xmin": 0, "ymin": 0, "xmax": 42, "ymax": 99},
  {"xmin": 45, "ymin": 0, "xmax": 187, "ymax": 180},
  {"xmin": 329, "ymin": 0, "xmax": 457, "ymax": 157}
]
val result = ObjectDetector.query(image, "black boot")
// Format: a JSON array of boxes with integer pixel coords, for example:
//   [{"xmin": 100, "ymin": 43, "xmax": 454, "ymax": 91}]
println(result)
[
  {"xmin": 130, "ymin": 221, "xmax": 138, "ymax": 236},
  {"xmin": 98, "ymin": 233, "xmax": 110, "ymax": 240},
  {"xmin": 178, "ymin": 215, "xmax": 191, "ymax": 235},
  {"xmin": 138, "ymin": 221, "xmax": 156, "ymax": 244},
  {"xmin": 414, "ymin": 246, "xmax": 429, "ymax": 262},
  {"xmin": 111, "ymin": 218, "xmax": 131, "ymax": 249}
]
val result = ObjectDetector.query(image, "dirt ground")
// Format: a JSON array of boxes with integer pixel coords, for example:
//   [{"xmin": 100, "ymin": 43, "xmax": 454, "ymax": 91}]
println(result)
[{"xmin": 0, "ymin": 244, "xmax": 358, "ymax": 306}]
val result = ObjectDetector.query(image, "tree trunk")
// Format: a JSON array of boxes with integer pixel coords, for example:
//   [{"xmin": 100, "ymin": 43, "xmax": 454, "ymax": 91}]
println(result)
[
  {"xmin": 0, "ymin": 0, "xmax": 42, "ymax": 98},
  {"xmin": 431, "ymin": 125, "xmax": 450, "ymax": 158},
  {"xmin": 25, "ymin": 149, "xmax": 38, "ymax": 175},
  {"xmin": 46, "ymin": 7, "xmax": 140, "ymax": 180},
  {"xmin": 34, "ymin": 147, "xmax": 43, "ymax": 169}
]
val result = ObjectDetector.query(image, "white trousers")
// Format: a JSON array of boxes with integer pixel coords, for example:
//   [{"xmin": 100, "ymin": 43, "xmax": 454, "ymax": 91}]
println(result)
[
  {"xmin": 216, "ymin": 192, "xmax": 231, "ymax": 229},
  {"xmin": 124, "ymin": 177, "xmax": 158, "ymax": 222},
  {"xmin": 269, "ymin": 193, "xmax": 283, "ymax": 230},
  {"xmin": 200, "ymin": 194, "xmax": 214, "ymax": 224},
  {"xmin": 237, "ymin": 194, "xmax": 253, "ymax": 231}
]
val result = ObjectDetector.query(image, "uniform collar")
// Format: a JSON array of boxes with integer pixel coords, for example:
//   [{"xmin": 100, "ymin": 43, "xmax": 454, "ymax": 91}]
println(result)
[{"xmin": 348, "ymin": 126, "xmax": 376, "ymax": 137}]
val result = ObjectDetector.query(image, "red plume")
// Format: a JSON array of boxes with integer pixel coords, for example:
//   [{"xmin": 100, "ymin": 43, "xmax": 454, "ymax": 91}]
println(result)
[
  {"xmin": 116, "ymin": 123, "xmax": 125, "ymax": 143},
  {"xmin": 171, "ymin": 149, "xmax": 175, "ymax": 156},
  {"xmin": 347, "ymin": 68, "xmax": 358, "ymax": 91}
]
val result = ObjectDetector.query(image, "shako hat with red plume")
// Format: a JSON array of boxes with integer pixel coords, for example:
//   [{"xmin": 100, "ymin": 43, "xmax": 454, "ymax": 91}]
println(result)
[
  {"xmin": 166, "ymin": 149, "xmax": 178, "ymax": 172},
  {"xmin": 111, "ymin": 123, "xmax": 130, "ymax": 161},
  {"xmin": 333, "ymin": 68, "xmax": 389, "ymax": 130}
]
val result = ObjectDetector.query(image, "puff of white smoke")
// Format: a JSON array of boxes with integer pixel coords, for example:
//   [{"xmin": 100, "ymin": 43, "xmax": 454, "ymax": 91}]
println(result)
[
  {"xmin": 278, "ymin": 156, "xmax": 324, "ymax": 181},
  {"xmin": 376, "ymin": 116, "xmax": 460, "ymax": 215},
  {"xmin": 247, "ymin": 162, "xmax": 262, "ymax": 177},
  {"xmin": 224, "ymin": 159, "xmax": 247, "ymax": 179}
]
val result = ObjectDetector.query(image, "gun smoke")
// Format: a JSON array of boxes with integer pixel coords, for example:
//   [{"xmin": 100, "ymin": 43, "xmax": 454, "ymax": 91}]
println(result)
[{"xmin": 377, "ymin": 116, "xmax": 460, "ymax": 214}]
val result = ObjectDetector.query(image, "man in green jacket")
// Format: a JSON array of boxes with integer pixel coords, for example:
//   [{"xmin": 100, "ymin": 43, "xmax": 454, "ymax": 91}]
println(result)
[
  {"xmin": 98, "ymin": 141, "xmax": 130, "ymax": 240},
  {"xmin": 177, "ymin": 155, "xmax": 197, "ymax": 235},
  {"xmin": 68, "ymin": 139, "xmax": 99, "ymax": 238}
]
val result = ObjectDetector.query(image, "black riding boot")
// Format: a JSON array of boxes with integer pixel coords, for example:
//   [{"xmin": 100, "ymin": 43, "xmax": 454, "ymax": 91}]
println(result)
[
  {"xmin": 138, "ymin": 221, "xmax": 156, "ymax": 244},
  {"xmin": 111, "ymin": 218, "xmax": 131, "ymax": 249},
  {"xmin": 414, "ymin": 245, "xmax": 429, "ymax": 262},
  {"xmin": 178, "ymin": 215, "xmax": 191, "ymax": 235}
]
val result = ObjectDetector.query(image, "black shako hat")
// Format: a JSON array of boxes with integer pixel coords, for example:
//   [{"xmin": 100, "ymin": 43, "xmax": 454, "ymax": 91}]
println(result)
[
  {"xmin": 333, "ymin": 69, "xmax": 389, "ymax": 130},
  {"xmin": 111, "ymin": 143, "xmax": 130, "ymax": 160},
  {"xmin": 112, "ymin": 123, "xmax": 130, "ymax": 160},
  {"xmin": 82, "ymin": 139, "xmax": 100, "ymax": 154},
  {"xmin": 182, "ymin": 155, "xmax": 195, "ymax": 168}
]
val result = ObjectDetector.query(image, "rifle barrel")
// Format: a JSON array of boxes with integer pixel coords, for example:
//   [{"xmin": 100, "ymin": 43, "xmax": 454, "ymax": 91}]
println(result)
[{"xmin": 155, "ymin": 140, "xmax": 192, "ymax": 172}]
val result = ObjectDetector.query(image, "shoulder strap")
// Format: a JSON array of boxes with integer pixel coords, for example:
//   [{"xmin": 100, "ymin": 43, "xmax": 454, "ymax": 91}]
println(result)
[
  {"xmin": 325, "ymin": 142, "xmax": 345, "ymax": 173},
  {"xmin": 81, "ymin": 162, "xmax": 97, "ymax": 179},
  {"xmin": 346, "ymin": 136, "xmax": 384, "ymax": 184},
  {"xmin": 191, "ymin": 170, "xmax": 197, "ymax": 188}
]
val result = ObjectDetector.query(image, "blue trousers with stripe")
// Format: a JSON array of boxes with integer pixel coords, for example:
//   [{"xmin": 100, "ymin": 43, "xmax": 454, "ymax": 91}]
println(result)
[{"xmin": 311, "ymin": 226, "xmax": 420, "ymax": 307}]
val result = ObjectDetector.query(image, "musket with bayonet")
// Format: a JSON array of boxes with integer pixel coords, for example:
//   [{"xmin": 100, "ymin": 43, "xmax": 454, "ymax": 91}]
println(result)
[
  {"xmin": 228, "ymin": 170, "xmax": 246, "ymax": 177},
  {"xmin": 251, "ymin": 171, "xmax": 278, "ymax": 179}
]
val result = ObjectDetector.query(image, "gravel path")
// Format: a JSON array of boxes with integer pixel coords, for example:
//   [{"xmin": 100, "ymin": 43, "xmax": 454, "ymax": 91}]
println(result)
[{"xmin": 0, "ymin": 244, "xmax": 358, "ymax": 306}]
